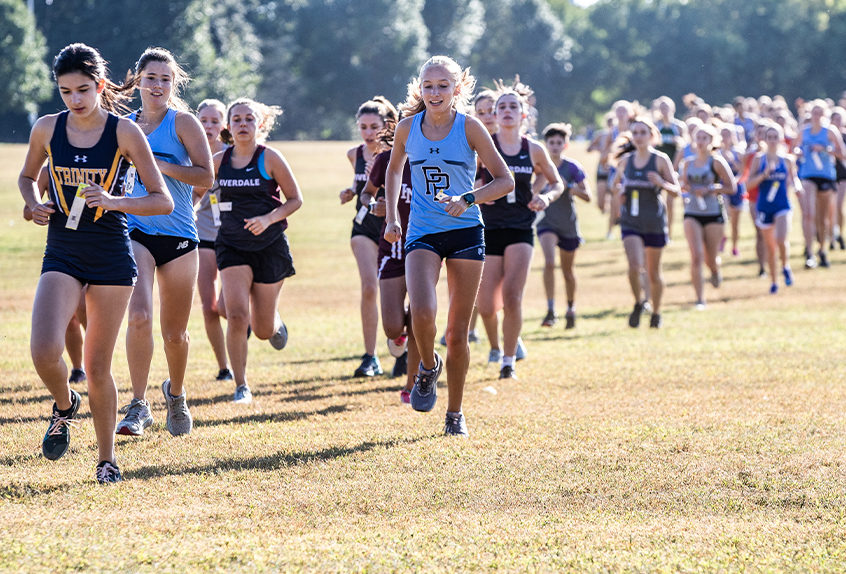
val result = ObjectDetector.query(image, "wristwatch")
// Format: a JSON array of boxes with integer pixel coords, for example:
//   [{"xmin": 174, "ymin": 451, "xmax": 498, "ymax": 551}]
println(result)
[{"xmin": 461, "ymin": 192, "xmax": 476, "ymax": 207}]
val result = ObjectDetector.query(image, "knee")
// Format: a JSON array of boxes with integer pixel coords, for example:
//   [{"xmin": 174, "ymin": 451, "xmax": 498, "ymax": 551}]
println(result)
[
  {"xmin": 226, "ymin": 309, "xmax": 250, "ymax": 331},
  {"xmin": 162, "ymin": 329, "xmax": 189, "ymax": 347},
  {"xmin": 444, "ymin": 327, "xmax": 469, "ymax": 350},
  {"xmin": 127, "ymin": 308, "xmax": 153, "ymax": 332},
  {"xmin": 544, "ymin": 261, "xmax": 556, "ymax": 273},
  {"xmin": 84, "ymin": 361, "xmax": 114, "ymax": 386},
  {"xmin": 563, "ymin": 270, "xmax": 576, "ymax": 283},
  {"xmin": 361, "ymin": 280, "xmax": 378, "ymax": 301},
  {"xmin": 410, "ymin": 306, "xmax": 436, "ymax": 329},
  {"xmin": 383, "ymin": 320, "xmax": 405, "ymax": 341},
  {"xmin": 30, "ymin": 340, "xmax": 63, "ymax": 369},
  {"xmin": 501, "ymin": 289, "xmax": 523, "ymax": 311}
]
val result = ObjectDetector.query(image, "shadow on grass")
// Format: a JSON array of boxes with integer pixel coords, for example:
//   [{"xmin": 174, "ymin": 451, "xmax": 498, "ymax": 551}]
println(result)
[
  {"xmin": 124, "ymin": 435, "xmax": 427, "ymax": 481},
  {"xmin": 283, "ymin": 355, "xmax": 358, "ymax": 366},
  {"xmin": 192, "ymin": 404, "xmax": 349, "ymax": 428},
  {"xmin": 0, "ymin": 412, "xmax": 92, "ymax": 425}
]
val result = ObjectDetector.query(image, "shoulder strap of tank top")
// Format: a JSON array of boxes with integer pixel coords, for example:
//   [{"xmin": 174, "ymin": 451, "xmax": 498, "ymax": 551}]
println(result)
[
  {"xmin": 521, "ymin": 136, "xmax": 530, "ymax": 154},
  {"xmin": 53, "ymin": 110, "xmax": 68, "ymax": 140},
  {"xmin": 250, "ymin": 145, "xmax": 265, "ymax": 168},
  {"xmin": 356, "ymin": 144, "xmax": 364, "ymax": 163},
  {"xmin": 222, "ymin": 146, "xmax": 234, "ymax": 167}
]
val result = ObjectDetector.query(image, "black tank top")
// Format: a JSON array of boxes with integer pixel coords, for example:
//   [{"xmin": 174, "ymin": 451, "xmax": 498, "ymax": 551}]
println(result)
[
  {"xmin": 620, "ymin": 152, "xmax": 667, "ymax": 235},
  {"xmin": 217, "ymin": 145, "xmax": 286, "ymax": 251},
  {"xmin": 480, "ymin": 134, "xmax": 535, "ymax": 230}
]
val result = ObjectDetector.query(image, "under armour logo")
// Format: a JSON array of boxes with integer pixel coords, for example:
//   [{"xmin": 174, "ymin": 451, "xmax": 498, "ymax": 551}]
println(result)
[
  {"xmin": 74, "ymin": 155, "xmax": 87, "ymax": 163},
  {"xmin": 429, "ymin": 148, "xmax": 439, "ymax": 154},
  {"xmin": 177, "ymin": 240, "xmax": 189, "ymax": 250}
]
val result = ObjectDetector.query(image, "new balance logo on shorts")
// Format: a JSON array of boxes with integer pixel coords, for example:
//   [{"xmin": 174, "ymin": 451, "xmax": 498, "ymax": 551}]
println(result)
[{"xmin": 177, "ymin": 240, "xmax": 189, "ymax": 250}]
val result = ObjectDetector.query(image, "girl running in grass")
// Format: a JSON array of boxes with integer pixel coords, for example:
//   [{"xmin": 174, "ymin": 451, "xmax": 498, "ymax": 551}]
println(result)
[
  {"xmin": 383, "ymin": 56, "xmax": 513, "ymax": 436},
  {"xmin": 793, "ymin": 100, "xmax": 845, "ymax": 268},
  {"xmin": 827, "ymin": 107, "xmax": 846, "ymax": 251},
  {"xmin": 339, "ymin": 97, "xmax": 398, "ymax": 378},
  {"xmin": 204, "ymin": 99, "xmax": 302, "ymax": 404},
  {"xmin": 588, "ymin": 113, "xmax": 615, "ymax": 238},
  {"xmin": 477, "ymin": 82, "xmax": 564, "ymax": 379},
  {"xmin": 535, "ymin": 123, "xmax": 591, "ymax": 329},
  {"xmin": 747, "ymin": 122, "xmax": 801, "ymax": 294},
  {"xmin": 117, "ymin": 48, "xmax": 215, "ymax": 438},
  {"xmin": 19, "ymin": 43, "xmax": 172, "ymax": 483},
  {"xmin": 654, "ymin": 96, "xmax": 687, "ymax": 241},
  {"xmin": 193, "ymin": 99, "xmax": 233, "ymax": 382},
  {"xmin": 610, "ymin": 116, "xmax": 680, "ymax": 329},
  {"xmin": 679, "ymin": 124, "xmax": 737, "ymax": 309}
]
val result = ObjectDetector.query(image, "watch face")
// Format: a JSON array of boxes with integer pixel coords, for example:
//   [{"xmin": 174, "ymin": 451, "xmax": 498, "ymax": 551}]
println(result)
[{"xmin": 464, "ymin": 193, "xmax": 475, "ymax": 206}]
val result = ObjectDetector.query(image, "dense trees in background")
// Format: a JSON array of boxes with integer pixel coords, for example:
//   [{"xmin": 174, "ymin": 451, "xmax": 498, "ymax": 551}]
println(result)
[{"xmin": 2, "ymin": 0, "xmax": 846, "ymax": 141}]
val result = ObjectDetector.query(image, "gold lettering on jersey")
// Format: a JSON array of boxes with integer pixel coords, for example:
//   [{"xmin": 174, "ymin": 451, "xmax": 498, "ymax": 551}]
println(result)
[{"xmin": 53, "ymin": 166, "xmax": 109, "ymax": 186}]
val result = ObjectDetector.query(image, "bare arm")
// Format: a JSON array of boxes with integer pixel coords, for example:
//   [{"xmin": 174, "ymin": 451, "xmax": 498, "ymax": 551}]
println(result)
[
  {"xmin": 463, "ymin": 116, "xmax": 514, "ymax": 205},
  {"xmin": 192, "ymin": 151, "xmax": 224, "ymax": 205},
  {"xmin": 252, "ymin": 147, "xmax": 303, "ymax": 231},
  {"xmin": 340, "ymin": 146, "xmax": 358, "ymax": 204},
  {"xmin": 527, "ymin": 139, "xmax": 564, "ymax": 211},
  {"xmin": 156, "ymin": 112, "xmax": 214, "ymax": 188},
  {"xmin": 828, "ymin": 126, "xmax": 845, "ymax": 160},
  {"xmin": 383, "ymin": 120, "xmax": 411, "ymax": 244},
  {"xmin": 18, "ymin": 117, "xmax": 54, "ymax": 225},
  {"xmin": 611, "ymin": 154, "xmax": 628, "ymax": 196},
  {"xmin": 648, "ymin": 152, "xmax": 681, "ymax": 197},
  {"xmin": 712, "ymin": 155, "xmax": 738, "ymax": 195}
]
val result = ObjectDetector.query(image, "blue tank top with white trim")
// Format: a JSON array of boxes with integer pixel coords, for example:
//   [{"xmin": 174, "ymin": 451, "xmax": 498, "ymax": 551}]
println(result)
[
  {"xmin": 756, "ymin": 155, "xmax": 791, "ymax": 214},
  {"xmin": 405, "ymin": 111, "xmax": 481, "ymax": 244},
  {"xmin": 127, "ymin": 108, "xmax": 198, "ymax": 240},
  {"xmin": 798, "ymin": 125, "xmax": 836, "ymax": 180}
]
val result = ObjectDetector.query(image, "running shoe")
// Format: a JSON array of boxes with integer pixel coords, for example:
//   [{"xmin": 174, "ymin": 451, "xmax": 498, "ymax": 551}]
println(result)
[
  {"xmin": 95, "ymin": 461, "xmax": 122, "ymax": 484},
  {"xmin": 443, "ymin": 412, "xmax": 469, "ymax": 437},
  {"xmin": 805, "ymin": 253, "xmax": 817, "ymax": 269},
  {"xmin": 758, "ymin": 266, "xmax": 766, "ymax": 278},
  {"xmin": 565, "ymin": 309, "xmax": 576, "ymax": 330},
  {"xmin": 695, "ymin": 302, "xmax": 706, "ymax": 311},
  {"xmin": 468, "ymin": 330, "xmax": 479, "ymax": 343},
  {"xmin": 488, "ymin": 348, "xmax": 502, "ymax": 363},
  {"xmin": 400, "ymin": 389, "xmax": 411, "ymax": 404},
  {"xmin": 642, "ymin": 300, "xmax": 653, "ymax": 314},
  {"xmin": 387, "ymin": 334, "xmax": 408, "ymax": 358},
  {"xmin": 770, "ymin": 283, "xmax": 778, "ymax": 294},
  {"xmin": 628, "ymin": 302, "xmax": 644, "ymax": 328},
  {"xmin": 439, "ymin": 334, "xmax": 447, "ymax": 346},
  {"xmin": 783, "ymin": 266, "xmax": 793, "ymax": 286},
  {"xmin": 710, "ymin": 270, "xmax": 722, "ymax": 288},
  {"xmin": 233, "ymin": 385, "xmax": 252, "ymax": 404},
  {"xmin": 162, "ymin": 379, "xmax": 193, "ymax": 436},
  {"xmin": 515, "ymin": 338, "xmax": 527, "ymax": 361},
  {"xmin": 391, "ymin": 351, "xmax": 408, "ymax": 378},
  {"xmin": 269, "ymin": 321, "xmax": 288, "ymax": 350},
  {"xmin": 649, "ymin": 313, "xmax": 662, "ymax": 329},
  {"xmin": 732, "ymin": 247, "xmax": 740, "ymax": 257},
  {"xmin": 215, "ymin": 368, "xmax": 234, "ymax": 381},
  {"xmin": 68, "ymin": 368, "xmax": 86, "ymax": 384},
  {"xmin": 42, "ymin": 389, "xmax": 80, "ymax": 461},
  {"xmin": 410, "ymin": 353, "xmax": 442, "ymax": 412},
  {"xmin": 838, "ymin": 235, "xmax": 845, "ymax": 250},
  {"xmin": 541, "ymin": 310, "xmax": 558, "ymax": 327},
  {"xmin": 353, "ymin": 354, "xmax": 383, "ymax": 377},
  {"xmin": 115, "ymin": 398, "xmax": 153, "ymax": 436},
  {"xmin": 499, "ymin": 365, "xmax": 516, "ymax": 380},
  {"xmin": 818, "ymin": 250, "xmax": 830, "ymax": 268}
]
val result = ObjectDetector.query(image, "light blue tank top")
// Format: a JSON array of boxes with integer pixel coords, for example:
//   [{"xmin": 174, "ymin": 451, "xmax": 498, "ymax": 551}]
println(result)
[
  {"xmin": 798, "ymin": 125, "xmax": 836, "ymax": 180},
  {"xmin": 405, "ymin": 111, "xmax": 481, "ymax": 244},
  {"xmin": 127, "ymin": 108, "xmax": 198, "ymax": 241}
]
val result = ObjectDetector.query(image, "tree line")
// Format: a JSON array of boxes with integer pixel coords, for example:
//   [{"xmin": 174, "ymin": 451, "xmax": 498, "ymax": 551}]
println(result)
[{"xmin": 2, "ymin": 0, "xmax": 845, "ymax": 141}]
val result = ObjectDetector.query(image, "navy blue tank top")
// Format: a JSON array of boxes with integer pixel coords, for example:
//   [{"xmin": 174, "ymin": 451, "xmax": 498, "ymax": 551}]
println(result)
[
  {"xmin": 216, "ymin": 145, "xmax": 286, "ymax": 251},
  {"xmin": 480, "ymin": 135, "xmax": 535, "ymax": 230},
  {"xmin": 45, "ymin": 111, "xmax": 135, "ymax": 280}
]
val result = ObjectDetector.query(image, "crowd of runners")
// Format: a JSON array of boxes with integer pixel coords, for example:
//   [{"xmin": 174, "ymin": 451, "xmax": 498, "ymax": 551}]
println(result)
[{"xmin": 18, "ymin": 43, "xmax": 845, "ymax": 482}]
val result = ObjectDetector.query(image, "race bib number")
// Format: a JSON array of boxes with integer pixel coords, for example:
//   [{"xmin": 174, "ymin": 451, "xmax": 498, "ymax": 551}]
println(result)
[
  {"xmin": 209, "ymin": 193, "xmax": 221, "ymax": 227},
  {"xmin": 122, "ymin": 165, "xmax": 136, "ymax": 196},
  {"xmin": 66, "ymin": 183, "xmax": 88, "ymax": 230}
]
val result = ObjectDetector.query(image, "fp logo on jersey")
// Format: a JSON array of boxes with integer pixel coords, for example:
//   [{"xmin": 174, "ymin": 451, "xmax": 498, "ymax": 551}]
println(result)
[{"xmin": 422, "ymin": 166, "xmax": 450, "ymax": 197}]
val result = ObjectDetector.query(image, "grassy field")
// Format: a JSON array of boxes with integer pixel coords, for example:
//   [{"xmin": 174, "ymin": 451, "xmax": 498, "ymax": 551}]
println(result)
[{"xmin": 1, "ymin": 140, "xmax": 846, "ymax": 572}]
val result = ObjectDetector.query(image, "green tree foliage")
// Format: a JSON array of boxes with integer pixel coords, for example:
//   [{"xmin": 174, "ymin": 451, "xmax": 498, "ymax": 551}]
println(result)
[
  {"xmin": 0, "ymin": 0, "xmax": 51, "ymax": 116},
  {"xmin": 422, "ymin": 0, "xmax": 485, "ymax": 62}
]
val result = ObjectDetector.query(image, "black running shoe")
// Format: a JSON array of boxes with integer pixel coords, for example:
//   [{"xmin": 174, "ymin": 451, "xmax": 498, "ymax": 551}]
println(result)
[
  {"xmin": 42, "ymin": 389, "xmax": 80, "ymax": 461},
  {"xmin": 649, "ymin": 313, "xmax": 662, "ymax": 329},
  {"xmin": 95, "ymin": 460, "xmax": 122, "ymax": 484},
  {"xmin": 68, "ymin": 368, "xmax": 86, "ymax": 384},
  {"xmin": 499, "ymin": 365, "xmax": 516, "ymax": 380},
  {"xmin": 541, "ymin": 310, "xmax": 557, "ymax": 327},
  {"xmin": 215, "ymin": 368, "xmax": 234, "ymax": 381},
  {"xmin": 354, "ymin": 354, "xmax": 383, "ymax": 377},
  {"xmin": 628, "ymin": 303, "xmax": 643, "ymax": 328},
  {"xmin": 565, "ymin": 310, "xmax": 575, "ymax": 330},
  {"xmin": 818, "ymin": 251, "xmax": 830, "ymax": 268},
  {"xmin": 391, "ymin": 351, "xmax": 408, "ymax": 378},
  {"xmin": 838, "ymin": 235, "xmax": 845, "ymax": 250}
]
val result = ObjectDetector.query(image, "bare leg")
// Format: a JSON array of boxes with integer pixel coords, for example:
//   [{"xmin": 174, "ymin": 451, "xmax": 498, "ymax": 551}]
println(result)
[
  {"xmin": 683, "ymin": 218, "xmax": 705, "ymax": 304},
  {"xmin": 645, "ymin": 247, "xmax": 665, "ymax": 314},
  {"xmin": 815, "ymin": 188, "xmax": 833, "ymax": 255},
  {"xmin": 799, "ymin": 180, "xmax": 817, "ymax": 256},
  {"xmin": 500, "ymin": 242, "xmax": 533, "ymax": 357},
  {"xmin": 31, "ymin": 272, "xmax": 84, "ymax": 410},
  {"xmin": 477, "ymin": 254, "xmax": 504, "ymax": 352},
  {"xmin": 351, "ymin": 235, "xmax": 380, "ymax": 356},
  {"xmin": 623, "ymin": 235, "xmax": 645, "ymax": 303},
  {"xmin": 84, "ymin": 285, "xmax": 133, "ymax": 463},
  {"xmin": 220, "ymin": 266, "xmax": 253, "ymax": 389},
  {"xmin": 539, "ymin": 232, "xmax": 557, "ymax": 311},
  {"xmin": 405, "ymin": 250, "xmax": 442, "ymax": 370},
  {"xmin": 156, "ymin": 250, "xmax": 199, "ymax": 397},
  {"xmin": 560, "ymin": 248, "xmax": 577, "ymax": 305},
  {"xmin": 381, "ymin": 275, "xmax": 415, "ymax": 392},
  {"xmin": 775, "ymin": 213, "xmax": 792, "ymax": 268},
  {"xmin": 703, "ymin": 222, "xmax": 725, "ymax": 280},
  {"xmin": 197, "ymin": 247, "xmax": 228, "ymax": 371},
  {"xmin": 761, "ymin": 226, "xmax": 778, "ymax": 285},
  {"xmin": 443, "ymin": 257, "xmax": 484, "ymax": 413},
  {"xmin": 125, "ymin": 243, "xmax": 157, "ymax": 401}
]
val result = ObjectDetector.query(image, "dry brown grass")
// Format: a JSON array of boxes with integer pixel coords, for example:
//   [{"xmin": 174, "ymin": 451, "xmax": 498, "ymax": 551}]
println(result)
[{"xmin": 1, "ymin": 141, "xmax": 845, "ymax": 572}]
